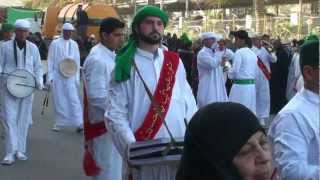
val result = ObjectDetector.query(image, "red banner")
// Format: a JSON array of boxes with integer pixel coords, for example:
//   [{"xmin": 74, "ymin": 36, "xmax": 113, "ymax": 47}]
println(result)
[{"xmin": 134, "ymin": 51, "xmax": 180, "ymax": 141}]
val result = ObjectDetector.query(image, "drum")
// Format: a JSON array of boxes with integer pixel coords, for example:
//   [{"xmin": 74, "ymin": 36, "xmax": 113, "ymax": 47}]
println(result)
[
  {"xmin": 129, "ymin": 138, "xmax": 184, "ymax": 166},
  {"xmin": 59, "ymin": 58, "xmax": 77, "ymax": 78},
  {"xmin": 6, "ymin": 69, "xmax": 36, "ymax": 98}
]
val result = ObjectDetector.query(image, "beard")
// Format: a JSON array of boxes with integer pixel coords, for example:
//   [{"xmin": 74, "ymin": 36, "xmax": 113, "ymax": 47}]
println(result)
[{"xmin": 138, "ymin": 31, "xmax": 162, "ymax": 45}]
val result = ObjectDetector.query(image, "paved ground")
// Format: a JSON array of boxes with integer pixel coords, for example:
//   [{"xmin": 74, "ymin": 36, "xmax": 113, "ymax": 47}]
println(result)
[{"xmin": 0, "ymin": 90, "xmax": 88, "ymax": 180}]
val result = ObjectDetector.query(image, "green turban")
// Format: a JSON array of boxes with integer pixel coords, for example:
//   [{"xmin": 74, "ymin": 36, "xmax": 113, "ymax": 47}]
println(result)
[
  {"xmin": 115, "ymin": 5, "xmax": 168, "ymax": 82},
  {"xmin": 1, "ymin": 23, "xmax": 14, "ymax": 32},
  {"xmin": 299, "ymin": 34, "xmax": 319, "ymax": 71},
  {"xmin": 180, "ymin": 33, "xmax": 192, "ymax": 46}
]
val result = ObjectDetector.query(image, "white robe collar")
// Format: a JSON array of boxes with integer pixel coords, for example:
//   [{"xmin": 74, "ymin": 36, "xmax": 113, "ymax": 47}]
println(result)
[
  {"xmin": 136, "ymin": 48, "xmax": 161, "ymax": 61},
  {"xmin": 97, "ymin": 43, "xmax": 116, "ymax": 59},
  {"xmin": 302, "ymin": 88, "xmax": 320, "ymax": 105}
]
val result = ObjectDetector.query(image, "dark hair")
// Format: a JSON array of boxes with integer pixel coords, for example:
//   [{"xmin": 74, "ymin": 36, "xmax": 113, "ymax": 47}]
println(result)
[{"xmin": 99, "ymin": 17, "xmax": 125, "ymax": 36}]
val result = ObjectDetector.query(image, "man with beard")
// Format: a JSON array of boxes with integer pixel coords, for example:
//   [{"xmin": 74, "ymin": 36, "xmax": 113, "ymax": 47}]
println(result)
[{"xmin": 105, "ymin": 5, "xmax": 197, "ymax": 180}]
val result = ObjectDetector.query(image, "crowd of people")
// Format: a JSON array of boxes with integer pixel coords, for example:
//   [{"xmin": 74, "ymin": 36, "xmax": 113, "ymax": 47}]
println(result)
[{"xmin": 0, "ymin": 5, "xmax": 319, "ymax": 180}]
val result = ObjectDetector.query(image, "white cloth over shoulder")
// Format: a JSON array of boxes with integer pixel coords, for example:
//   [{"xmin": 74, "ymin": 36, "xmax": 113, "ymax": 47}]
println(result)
[
  {"xmin": 268, "ymin": 89, "xmax": 320, "ymax": 180},
  {"xmin": 47, "ymin": 37, "xmax": 82, "ymax": 127},
  {"xmin": 105, "ymin": 48, "xmax": 197, "ymax": 180},
  {"xmin": 197, "ymin": 47, "xmax": 228, "ymax": 108}
]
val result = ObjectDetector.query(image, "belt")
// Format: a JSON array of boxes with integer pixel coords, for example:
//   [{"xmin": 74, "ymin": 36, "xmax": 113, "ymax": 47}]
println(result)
[{"xmin": 233, "ymin": 79, "xmax": 255, "ymax": 84}]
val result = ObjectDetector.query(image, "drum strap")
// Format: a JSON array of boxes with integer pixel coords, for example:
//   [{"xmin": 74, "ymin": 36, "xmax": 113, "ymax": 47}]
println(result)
[{"xmin": 13, "ymin": 39, "xmax": 27, "ymax": 67}]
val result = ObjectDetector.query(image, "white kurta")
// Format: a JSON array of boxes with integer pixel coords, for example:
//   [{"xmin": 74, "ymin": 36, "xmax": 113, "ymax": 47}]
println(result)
[
  {"xmin": 83, "ymin": 43, "xmax": 122, "ymax": 180},
  {"xmin": 0, "ymin": 40, "xmax": 43, "ymax": 154},
  {"xmin": 286, "ymin": 52, "xmax": 301, "ymax": 100},
  {"xmin": 268, "ymin": 89, "xmax": 319, "ymax": 180},
  {"xmin": 252, "ymin": 46, "xmax": 277, "ymax": 123},
  {"xmin": 47, "ymin": 37, "xmax": 82, "ymax": 127},
  {"xmin": 0, "ymin": 40, "xmax": 5, "ymax": 121},
  {"xmin": 228, "ymin": 47, "xmax": 258, "ymax": 114},
  {"xmin": 197, "ymin": 47, "xmax": 228, "ymax": 108},
  {"xmin": 105, "ymin": 48, "xmax": 198, "ymax": 180}
]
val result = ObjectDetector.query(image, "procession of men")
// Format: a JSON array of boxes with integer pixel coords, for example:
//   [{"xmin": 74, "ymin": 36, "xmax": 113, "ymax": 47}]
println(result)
[{"xmin": 0, "ymin": 5, "xmax": 319, "ymax": 180}]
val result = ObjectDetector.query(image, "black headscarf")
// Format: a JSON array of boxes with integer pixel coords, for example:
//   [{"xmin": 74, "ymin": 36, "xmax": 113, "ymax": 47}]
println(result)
[{"xmin": 176, "ymin": 102, "xmax": 264, "ymax": 180}]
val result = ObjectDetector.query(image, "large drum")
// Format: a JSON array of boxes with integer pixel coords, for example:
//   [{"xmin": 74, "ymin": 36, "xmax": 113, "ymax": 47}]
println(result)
[
  {"xmin": 59, "ymin": 58, "xmax": 77, "ymax": 78},
  {"xmin": 6, "ymin": 69, "xmax": 36, "ymax": 98},
  {"xmin": 129, "ymin": 137, "xmax": 184, "ymax": 166}
]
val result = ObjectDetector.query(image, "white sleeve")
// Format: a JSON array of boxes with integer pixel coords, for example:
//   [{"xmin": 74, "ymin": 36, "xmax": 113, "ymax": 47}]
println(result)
[
  {"xmin": 74, "ymin": 42, "xmax": 81, "ymax": 86},
  {"xmin": 84, "ymin": 58, "xmax": 107, "ymax": 110},
  {"xmin": 268, "ymin": 113, "xmax": 320, "ymax": 180},
  {"xmin": 0, "ymin": 44, "xmax": 4, "ymax": 73},
  {"xmin": 33, "ymin": 46, "xmax": 43, "ymax": 89},
  {"xmin": 105, "ymin": 74, "xmax": 136, "ymax": 159},
  {"xmin": 227, "ymin": 51, "xmax": 242, "ymax": 79},
  {"xmin": 226, "ymin": 49, "xmax": 235, "ymax": 61},
  {"xmin": 47, "ymin": 41, "xmax": 55, "ymax": 83},
  {"xmin": 197, "ymin": 50, "xmax": 221, "ymax": 70},
  {"xmin": 264, "ymin": 47, "xmax": 277, "ymax": 63}
]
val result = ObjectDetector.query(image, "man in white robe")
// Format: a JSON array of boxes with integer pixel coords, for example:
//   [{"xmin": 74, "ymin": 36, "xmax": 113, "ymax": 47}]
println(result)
[
  {"xmin": 83, "ymin": 17, "xmax": 124, "ymax": 180},
  {"xmin": 47, "ymin": 23, "xmax": 82, "ymax": 131},
  {"xmin": 197, "ymin": 32, "xmax": 228, "ymax": 108},
  {"xmin": 228, "ymin": 30, "xmax": 258, "ymax": 114},
  {"xmin": 251, "ymin": 35, "xmax": 277, "ymax": 125},
  {"xmin": 0, "ymin": 19, "xmax": 43, "ymax": 165},
  {"xmin": 215, "ymin": 36, "xmax": 234, "ymax": 85},
  {"xmin": 105, "ymin": 6, "xmax": 197, "ymax": 180},
  {"xmin": 268, "ymin": 36, "xmax": 319, "ymax": 180}
]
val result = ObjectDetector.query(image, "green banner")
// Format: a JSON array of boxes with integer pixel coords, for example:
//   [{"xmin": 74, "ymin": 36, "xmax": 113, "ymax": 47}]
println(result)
[{"xmin": 7, "ymin": 7, "xmax": 41, "ymax": 24}]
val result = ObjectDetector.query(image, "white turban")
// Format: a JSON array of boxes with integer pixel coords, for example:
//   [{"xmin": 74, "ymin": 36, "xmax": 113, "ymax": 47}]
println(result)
[
  {"xmin": 14, "ymin": 19, "xmax": 31, "ymax": 30},
  {"xmin": 250, "ymin": 32, "xmax": 262, "ymax": 38},
  {"xmin": 201, "ymin": 32, "xmax": 218, "ymax": 41},
  {"xmin": 62, "ymin": 23, "xmax": 75, "ymax": 31},
  {"xmin": 216, "ymin": 34, "xmax": 224, "ymax": 41}
]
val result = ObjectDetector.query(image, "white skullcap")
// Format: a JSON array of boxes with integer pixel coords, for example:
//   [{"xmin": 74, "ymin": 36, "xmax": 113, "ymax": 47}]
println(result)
[
  {"xmin": 216, "ymin": 34, "xmax": 224, "ymax": 41},
  {"xmin": 14, "ymin": 19, "xmax": 31, "ymax": 30},
  {"xmin": 62, "ymin": 23, "xmax": 75, "ymax": 31},
  {"xmin": 249, "ymin": 32, "xmax": 262, "ymax": 38},
  {"xmin": 201, "ymin": 32, "xmax": 217, "ymax": 41}
]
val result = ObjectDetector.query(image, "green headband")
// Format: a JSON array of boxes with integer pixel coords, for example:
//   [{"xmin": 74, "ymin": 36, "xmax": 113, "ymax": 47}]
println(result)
[
  {"xmin": 114, "ymin": 5, "xmax": 168, "ymax": 82},
  {"xmin": 180, "ymin": 33, "xmax": 192, "ymax": 45},
  {"xmin": 300, "ymin": 34, "xmax": 319, "ymax": 70},
  {"xmin": 1, "ymin": 23, "xmax": 14, "ymax": 32}
]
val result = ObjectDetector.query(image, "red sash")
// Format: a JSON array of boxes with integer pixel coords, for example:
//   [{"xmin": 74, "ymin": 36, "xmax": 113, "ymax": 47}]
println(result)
[
  {"xmin": 257, "ymin": 56, "xmax": 271, "ymax": 80},
  {"xmin": 82, "ymin": 86, "xmax": 107, "ymax": 176},
  {"xmin": 83, "ymin": 87, "xmax": 107, "ymax": 141},
  {"xmin": 134, "ymin": 51, "xmax": 180, "ymax": 141}
]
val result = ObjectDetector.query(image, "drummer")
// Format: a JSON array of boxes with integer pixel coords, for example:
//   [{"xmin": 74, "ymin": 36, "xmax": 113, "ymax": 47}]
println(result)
[
  {"xmin": 0, "ymin": 19, "xmax": 43, "ymax": 165},
  {"xmin": 47, "ymin": 23, "xmax": 83, "ymax": 132},
  {"xmin": 104, "ymin": 6, "xmax": 197, "ymax": 180}
]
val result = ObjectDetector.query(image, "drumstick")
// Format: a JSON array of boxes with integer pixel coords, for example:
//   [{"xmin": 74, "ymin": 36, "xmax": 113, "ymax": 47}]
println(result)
[{"xmin": 15, "ymin": 83, "xmax": 36, "ymax": 88}]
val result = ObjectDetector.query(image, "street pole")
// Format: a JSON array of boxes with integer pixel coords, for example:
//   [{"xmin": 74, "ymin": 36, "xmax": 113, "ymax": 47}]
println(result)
[{"xmin": 298, "ymin": 0, "xmax": 303, "ymax": 39}]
